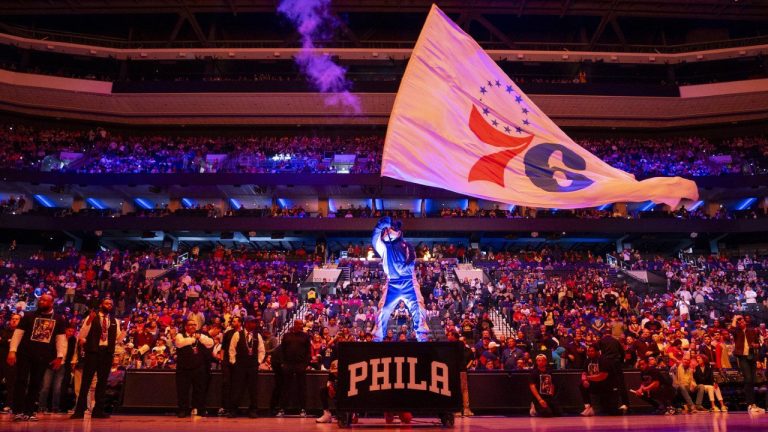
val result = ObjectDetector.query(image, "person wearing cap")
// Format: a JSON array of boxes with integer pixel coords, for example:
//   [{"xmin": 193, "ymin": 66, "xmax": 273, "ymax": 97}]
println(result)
[
  {"xmin": 228, "ymin": 316, "xmax": 264, "ymax": 418},
  {"xmin": 370, "ymin": 216, "xmax": 430, "ymax": 342},
  {"xmin": 479, "ymin": 341, "xmax": 501, "ymax": 370},
  {"xmin": 528, "ymin": 354, "xmax": 561, "ymax": 417}
]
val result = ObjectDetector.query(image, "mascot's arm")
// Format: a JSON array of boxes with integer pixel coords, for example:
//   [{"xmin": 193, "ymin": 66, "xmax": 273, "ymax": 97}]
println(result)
[{"xmin": 372, "ymin": 216, "xmax": 391, "ymax": 258}]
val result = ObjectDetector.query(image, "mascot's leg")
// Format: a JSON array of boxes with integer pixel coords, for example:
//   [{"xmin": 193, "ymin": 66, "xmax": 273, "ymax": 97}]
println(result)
[
  {"xmin": 400, "ymin": 276, "xmax": 430, "ymax": 342},
  {"xmin": 372, "ymin": 281, "xmax": 399, "ymax": 342}
]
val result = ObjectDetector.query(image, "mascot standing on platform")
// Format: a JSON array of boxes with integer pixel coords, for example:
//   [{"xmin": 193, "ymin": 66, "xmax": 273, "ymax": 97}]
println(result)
[{"xmin": 372, "ymin": 216, "xmax": 430, "ymax": 342}]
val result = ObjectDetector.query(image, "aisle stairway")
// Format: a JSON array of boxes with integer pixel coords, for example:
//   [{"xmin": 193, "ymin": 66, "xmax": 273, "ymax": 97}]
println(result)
[
  {"xmin": 276, "ymin": 302, "xmax": 309, "ymax": 345},
  {"xmin": 340, "ymin": 264, "xmax": 351, "ymax": 284},
  {"xmin": 488, "ymin": 307, "xmax": 515, "ymax": 340}
]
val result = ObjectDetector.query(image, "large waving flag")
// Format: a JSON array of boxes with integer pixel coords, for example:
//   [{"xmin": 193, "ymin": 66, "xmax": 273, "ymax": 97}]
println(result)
[{"xmin": 382, "ymin": 5, "xmax": 698, "ymax": 209}]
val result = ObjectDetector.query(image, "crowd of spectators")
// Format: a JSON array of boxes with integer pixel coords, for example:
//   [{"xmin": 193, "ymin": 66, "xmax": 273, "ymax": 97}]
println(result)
[
  {"xmin": 584, "ymin": 136, "xmax": 768, "ymax": 177},
  {"xmin": 0, "ymin": 244, "xmax": 328, "ymax": 415},
  {"xmin": 0, "ymin": 242, "xmax": 474, "ymax": 413},
  {"xmin": 471, "ymin": 249, "xmax": 767, "ymax": 413},
  {"xmin": 1, "ymin": 122, "xmax": 767, "ymax": 177},
  {"xmin": 0, "ymin": 239, "xmax": 766, "ymax": 415},
  {"xmin": 323, "ymin": 204, "xmax": 766, "ymax": 220},
  {"xmin": 0, "ymin": 196, "xmax": 25, "ymax": 215},
  {"xmin": 0, "ymin": 124, "xmax": 382, "ymax": 175}
]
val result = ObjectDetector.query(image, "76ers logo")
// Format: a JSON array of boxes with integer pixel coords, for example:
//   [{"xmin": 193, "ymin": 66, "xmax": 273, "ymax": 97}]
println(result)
[{"xmin": 468, "ymin": 81, "xmax": 593, "ymax": 193}]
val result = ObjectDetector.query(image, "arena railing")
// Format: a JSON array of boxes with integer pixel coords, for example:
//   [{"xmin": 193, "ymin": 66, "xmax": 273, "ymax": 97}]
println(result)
[{"xmin": 4, "ymin": 22, "xmax": 768, "ymax": 54}]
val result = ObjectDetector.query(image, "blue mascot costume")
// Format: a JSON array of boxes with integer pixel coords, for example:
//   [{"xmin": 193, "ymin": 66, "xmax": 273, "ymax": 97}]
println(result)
[{"xmin": 371, "ymin": 216, "xmax": 430, "ymax": 342}]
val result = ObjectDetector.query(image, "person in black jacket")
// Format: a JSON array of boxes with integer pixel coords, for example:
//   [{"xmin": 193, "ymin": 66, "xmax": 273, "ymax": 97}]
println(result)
[
  {"xmin": 693, "ymin": 354, "xmax": 727, "ymax": 412},
  {"xmin": 218, "ymin": 316, "xmax": 241, "ymax": 417},
  {"xmin": 269, "ymin": 343, "xmax": 284, "ymax": 416},
  {"xmin": 0, "ymin": 313, "xmax": 20, "ymax": 413},
  {"xmin": 173, "ymin": 319, "xmax": 214, "ymax": 418},
  {"xmin": 596, "ymin": 331, "xmax": 629, "ymax": 413},
  {"xmin": 71, "ymin": 298, "xmax": 120, "ymax": 419},
  {"xmin": 7, "ymin": 294, "xmax": 67, "ymax": 422},
  {"xmin": 227, "ymin": 316, "xmax": 265, "ymax": 418},
  {"xmin": 448, "ymin": 331, "xmax": 474, "ymax": 416},
  {"xmin": 61, "ymin": 326, "xmax": 78, "ymax": 411},
  {"xmin": 277, "ymin": 319, "xmax": 311, "ymax": 417}
]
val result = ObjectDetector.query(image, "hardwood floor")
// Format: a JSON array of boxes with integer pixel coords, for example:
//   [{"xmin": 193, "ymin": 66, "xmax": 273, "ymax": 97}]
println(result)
[{"xmin": 0, "ymin": 412, "xmax": 766, "ymax": 432}]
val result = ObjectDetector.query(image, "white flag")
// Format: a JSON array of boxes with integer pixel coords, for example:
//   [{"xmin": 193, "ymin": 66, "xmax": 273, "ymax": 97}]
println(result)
[{"xmin": 382, "ymin": 4, "xmax": 698, "ymax": 209}]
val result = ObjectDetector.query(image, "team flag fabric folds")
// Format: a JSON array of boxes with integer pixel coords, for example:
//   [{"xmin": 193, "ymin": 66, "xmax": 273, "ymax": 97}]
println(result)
[{"xmin": 382, "ymin": 4, "xmax": 698, "ymax": 209}]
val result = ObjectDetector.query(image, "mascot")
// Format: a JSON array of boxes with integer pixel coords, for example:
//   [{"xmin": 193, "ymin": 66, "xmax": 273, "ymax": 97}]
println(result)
[{"xmin": 371, "ymin": 216, "xmax": 430, "ymax": 342}]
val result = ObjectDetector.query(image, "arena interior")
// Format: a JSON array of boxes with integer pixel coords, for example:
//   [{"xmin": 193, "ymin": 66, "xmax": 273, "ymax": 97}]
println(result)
[{"xmin": 0, "ymin": 1, "xmax": 767, "ymax": 431}]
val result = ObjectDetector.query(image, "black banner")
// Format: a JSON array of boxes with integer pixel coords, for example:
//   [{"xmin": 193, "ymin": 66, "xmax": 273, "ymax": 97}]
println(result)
[{"xmin": 336, "ymin": 342, "xmax": 463, "ymax": 412}]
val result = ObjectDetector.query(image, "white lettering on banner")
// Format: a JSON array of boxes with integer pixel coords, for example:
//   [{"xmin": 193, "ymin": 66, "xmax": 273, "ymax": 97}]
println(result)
[
  {"xmin": 429, "ymin": 361, "xmax": 451, "ymax": 396},
  {"xmin": 348, "ymin": 357, "xmax": 451, "ymax": 397},
  {"xmin": 348, "ymin": 361, "xmax": 368, "ymax": 397},
  {"xmin": 393, "ymin": 357, "xmax": 406, "ymax": 389},
  {"xmin": 369, "ymin": 358, "xmax": 392, "ymax": 391}
]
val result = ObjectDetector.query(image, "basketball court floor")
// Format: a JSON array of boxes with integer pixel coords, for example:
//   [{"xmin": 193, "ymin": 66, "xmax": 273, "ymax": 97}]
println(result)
[{"xmin": 0, "ymin": 412, "xmax": 765, "ymax": 432}]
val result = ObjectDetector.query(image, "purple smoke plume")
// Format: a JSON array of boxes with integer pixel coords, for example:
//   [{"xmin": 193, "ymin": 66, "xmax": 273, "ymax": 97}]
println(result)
[{"xmin": 278, "ymin": 0, "xmax": 361, "ymax": 112}]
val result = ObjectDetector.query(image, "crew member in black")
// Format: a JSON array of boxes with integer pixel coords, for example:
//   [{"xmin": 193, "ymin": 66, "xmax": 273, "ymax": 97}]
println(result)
[
  {"xmin": 218, "ymin": 315, "xmax": 241, "ymax": 417},
  {"xmin": 270, "ymin": 343, "xmax": 284, "ymax": 416},
  {"xmin": 528, "ymin": 354, "xmax": 562, "ymax": 417},
  {"xmin": 174, "ymin": 319, "xmax": 214, "ymax": 418},
  {"xmin": 597, "ymin": 330, "xmax": 629, "ymax": 412},
  {"xmin": 448, "ymin": 331, "xmax": 475, "ymax": 416},
  {"xmin": 579, "ymin": 345, "xmax": 618, "ymax": 416},
  {"xmin": 62, "ymin": 324, "xmax": 78, "ymax": 410},
  {"xmin": 0, "ymin": 313, "xmax": 20, "ymax": 413},
  {"xmin": 228, "ymin": 316, "xmax": 265, "ymax": 418},
  {"xmin": 71, "ymin": 298, "xmax": 120, "ymax": 419},
  {"xmin": 277, "ymin": 319, "xmax": 311, "ymax": 417},
  {"xmin": 630, "ymin": 358, "xmax": 675, "ymax": 415},
  {"xmin": 7, "ymin": 294, "xmax": 67, "ymax": 422}
]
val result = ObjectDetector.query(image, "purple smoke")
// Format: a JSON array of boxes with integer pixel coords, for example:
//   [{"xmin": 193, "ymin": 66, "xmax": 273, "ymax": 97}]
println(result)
[{"xmin": 278, "ymin": 0, "xmax": 361, "ymax": 112}]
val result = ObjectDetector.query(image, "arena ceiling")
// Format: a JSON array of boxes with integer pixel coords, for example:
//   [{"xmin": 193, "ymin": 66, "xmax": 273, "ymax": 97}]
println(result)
[
  {"xmin": 1, "ymin": 1, "xmax": 766, "ymax": 21},
  {"xmin": 2, "ymin": 1, "xmax": 766, "ymax": 54}
]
